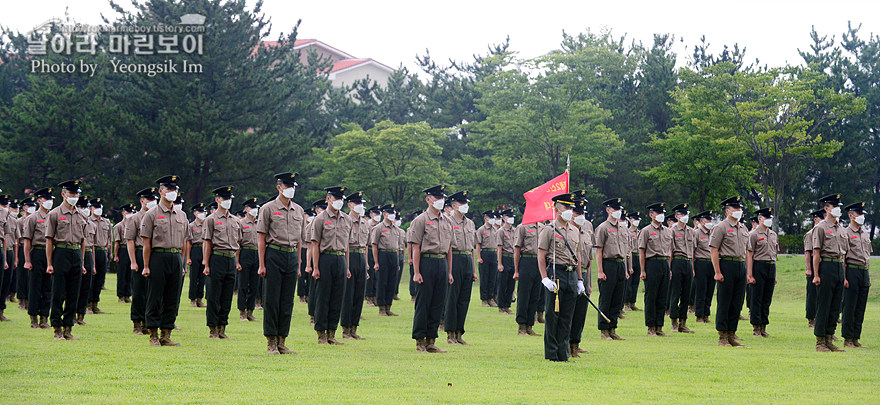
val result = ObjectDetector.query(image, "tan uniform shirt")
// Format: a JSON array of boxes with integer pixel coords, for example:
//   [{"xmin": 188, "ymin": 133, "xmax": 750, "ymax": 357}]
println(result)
[
  {"xmin": 629, "ymin": 226, "xmax": 641, "ymax": 255},
  {"xmin": 22, "ymin": 209, "xmax": 51, "ymax": 246},
  {"xmin": 578, "ymin": 222, "xmax": 595, "ymax": 270},
  {"xmin": 537, "ymin": 220, "xmax": 580, "ymax": 266},
  {"xmin": 497, "ymin": 224, "xmax": 515, "ymax": 255},
  {"xmin": 124, "ymin": 209, "xmax": 148, "ymax": 247},
  {"xmin": 811, "ymin": 219, "xmax": 847, "ymax": 259},
  {"xmin": 188, "ymin": 219, "xmax": 204, "ymax": 244},
  {"xmin": 748, "ymin": 227, "xmax": 778, "ymax": 262},
  {"xmin": 46, "ymin": 204, "xmax": 88, "ymax": 245},
  {"xmin": 709, "ymin": 218, "xmax": 749, "ymax": 259},
  {"xmin": 256, "ymin": 197, "xmax": 305, "ymax": 249},
  {"xmin": 639, "ymin": 221, "xmax": 673, "ymax": 258},
  {"xmin": 803, "ymin": 227, "xmax": 814, "ymax": 253},
  {"xmin": 694, "ymin": 225, "xmax": 712, "ymax": 259},
  {"xmin": 844, "ymin": 225, "xmax": 872, "ymax": 267},
  {"xmin": 113, "ymin": 222, "xmax": 124, "ymax": 249},
  {"xmin": 397, "ymin": 225, "xmax": 406, "ymax": 251},
  {"xmin": 595, "ymin": 219, "xmax": 628, "ymax": 259},
  {"xmin": 450, "ymin": 213, "xmax": 476, "ymax": 251},
  {"xmin": 371, "ymin": 220, "xmax": 401, "ymax": 250},
  {"xmin": 310, "ymin": 209, "xmax": 352, "ymax": 253},
  {"xmin": 514, "ymin": 222, "xmax": 541, "ymax": 255},
  {"xmin": 203, "ymin": 210, "xmax": 242, "ymax": 253},
  {"xmin": 407, "ymin": 209, "xmax": 453, "ymax": 255},
  {"xmin": 83, "ymin": 217, "xmax": 97, "ymax": 249},
  {"xmin": 671, "ymin": 223, "xmax": 696, "ymax": 259},
  {"xmin": 4, "ymin": 211, "xmax": 18, "ymax": 249},
  {"xmin": 90, "ymin": 216, "xmax": 112, "ymax": 249},
  {"xmin": 139, "ymin": 203, "xmax": 188, "ymax": 249},
  {"xmin": 240, "ymin": 215, "xmax": 258, "ymax": 248},
  {"xmin": 476, "ymin": 223, "xmax": 496, "ymax": 249},
  {"xmin": 348, "ymin": 213, "xmax": 370, "ymax": 250}
]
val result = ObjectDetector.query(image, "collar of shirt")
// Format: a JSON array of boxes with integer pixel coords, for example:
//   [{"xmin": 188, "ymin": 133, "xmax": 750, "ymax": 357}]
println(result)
[
  {"xmin": 848, "ymin": 224, "xmax": 863, "ymax": 233},
  {"xmin": 158, "ymin": 202, "xmax": 174, "ymax": 215},
  {"xmin": 326, "ymin": 208, "xmax": 343, "ymax": 219},
  {"xmin": 451, "ymin": 213, "xmax": 466, "ymax": 225},
  {"xmin": 60, "ymin": 203, "xmax": 75, "ymax": 216},
  {"xmin": 213, "ymin": 210, "xmax": 230, "ymax": 219},
  {"xmin": 426, "ymin": 209, "xmax": 441, "ymax": 221},
  {"xmin": 348, "ymin": 212, "xmax": 364, "ymax": 224},
  {"xmin": 650, "ymin": 222, "xmax": 662, "ymax": 230}
]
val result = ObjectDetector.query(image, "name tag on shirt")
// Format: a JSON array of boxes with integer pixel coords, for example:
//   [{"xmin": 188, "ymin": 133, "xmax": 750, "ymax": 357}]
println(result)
[
  {"xmin": 243, "ymin": 226, "xmax": 250, "ymax": 229},
  {"xmin": 758, "ymin": 237, "xmax": 765, "ymax": 241},
  {"xmin": 426, "ymin": 222, "xmax": 434, "ymax": 225},
  {"xmin": 650, "ymin": 232, "xmax": 656, "ymax": 236},
  {"xmin": 453, "ymin": 226, "xmax": 460, "ymax": 229},
  {"xmin": 158, "ymin": 216, "xmax": 165, "ymax": 219},
  {"xmin": 382, "ymin": 229, "xmax": 388, "ymax": 233},
  {"xmin": 527, "ymin": 229, "xmax": 534, "ymax": 233},
  {"xmin": 825, "ymin": 230, "xmax": 833, "ymax": 234},
  {"xmin": 325, "ymin": 221, "xmax": 332, "ymax": 225},
  {"xmin": 216, "ymin": 222, "xmax": 223, "ymax": 225},
  {"xmin": 38, "ymin": 220, "xmax": 45, "ymax": 224},
  {"xmin": 273, "ymin": 212, "xmax": 282, "ymax": 216}
]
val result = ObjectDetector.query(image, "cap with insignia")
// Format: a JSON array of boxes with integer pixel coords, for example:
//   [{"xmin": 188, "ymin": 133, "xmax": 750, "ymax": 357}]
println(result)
[
  {"xmin": 573, "ymin": 199, "xmax": 587, "ymax": 214},
  {"xmin": 423, "ymin": 185, "xmax": 447, "ymax": 198},
  {"xmin": 191, "ymin": 203, "xmax": 206, "ymax": 212},
  {"xmin": 120, "ymin": 203, "xmax": 136, "ymax": 213},
  {"xmin": 22, "ymin": 197, "xmax": 37, "ymax": 206},
  {"xmin": 411, "ymin": 209, "xmax": 423, "ymax": 218},
  {"xmin": 345, "ymin": 191, "xmax": 365, "ymax": 204},
  {"xmin": 274, "ymin": 172, "xmax": 299, "ymax": 187},
  {"xmin": 627, "ymin": 211, "xmax": 641, "ymax": 220},
  {"xmin": 136, "ymin": 187, "xmax": 157, "ymax": 200},
  {"xmin": 602, "ymin": 198, "xmax": 623, "ymax": 210},
  {"xmin": 89, "ymin": 198, "xmax": 103, "ymax": 208},
  {"xmin": 755, "ymin": 207, "xmax": 773, "ymax": 218},
  {"xmin": 810, "ymin": 209, "xmax": 825, "ymax": 219},
  {"xmin": 76, "ymin": 195, "xmax": 90, "ymax": 207},
  {"xmin": 208, "ymin": 201, "xmax": 218, "ymax": 210},
  {"xmin": 720, "ymin": 196, "xmax": 743, "ymax": 208},
  {"xmin": 667, "ymin": 214, "xmax": 678, "ymax": 223},
  {"xmin": 382, "ymin": 203, "xmax": 396, "ymax": 213},
  {"xmin": 492, "ymin": 209, "xmax": 503, "ymax": 218},
  {"xmin": 482, "ymin": 210, "xmax": 494, "ymax": 217},
  {"xmin": 155, "ymin": 175, "xmax": 180, "ymax": 189},
  {"xmin": 551, "ymin": 193, "xmax": 578, "ymax": 207},
  {"xmin": 844, "ymin": 202, "xmax": 865, "ymax": 214},
  {"xmin": 312, "ymin": 199, "xmax": 328, "ymax": 210},
  {"xmin": 819, "ymin": 194, "xmax": 843, "ymax": 207},
  {"xmin": 324, "ymin": 186, "xmax": 347, "ymax": 199},
  {"xmin": 646, "ymin": 202, "xmax": 666, "ymax": 214},
  {"xmin": 367, "ymin": 205, "xmax": 381, "ymax": 214},
  {"xmin": 0, "ymin": 194, "xmax": 10, "ymax": 205},
  {"xmin": 241, "ymin": 197, "xmax": 259, "ymax": 208},
  {"xmin": 672, "ymin": 203, "xmax": 689, "ymax": 215},
  {"xmin": 57, "ymin": 180, "xmax": 82, "ymax": 194},
  {"xmin": 211, "ymin": 186, "xmax": 234, "ymax": 199},
  {"xmin": 174, "ymin": 194, "xmax": 184, "ymax": 205},
  {"xmin": 304, "ymin": 208, "xmax": 316, "ymax": 217},
  {"xmin": 235, "ymin": 210, "xmax": 245, "ymax": 217},
  {"xmin": 695, "ymin": 210, "xmax": 714, "ymax": 220},
  {"xmin": 33, "ymin": 187, "xmax": 54, "ymax": 199},
  {"xmin": 448, "ymin": 190, "xmax": 469, "ymax": 204},
  {"xmin": 749, "ymin": 216, "xmax": 759, "ymax": 223},
  {"xmin": 8, "ymin": 199, "xmax": 19, "ymax": 209},
  {"xmin": 502, "ymin": 209, "xmax": 516, "ymax": 218}
]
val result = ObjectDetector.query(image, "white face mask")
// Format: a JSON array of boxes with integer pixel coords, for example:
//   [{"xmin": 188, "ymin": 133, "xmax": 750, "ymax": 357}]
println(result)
[
  {"xmin": 704, "ymin": 222, "xmax": 715, "ymax": 230},
  {"xmin": 573, "ymin": 215, "xmax": 586, "ymax": 226},
  {"xmin": 41, "ymin": 200, "xmax": 54, "ymax": 210},
  {"xmin": 146, "ymin": 200, "xmax": 157, "ymax": 210},
  {"xmin": 173, "ymin": 204, "xmax": 182, "ymax": 211},
  {"xmin": 394, "ymin": 220, "xmax": 402, "ymax": 227},
  {"xmin": 80, "ymin": 208, "xmax": 91, "ymax": 216},
  {"xmin": 164, "ymin": 191, "xmax": 178, "ymax": 202},
  {"xmin": 730, "ymin": 210, "xmax": 743, "ymax": 220},
  {"xmin": 458, "ymin": 204, "xmax": 469, "ymax": 214},
  {"xmin": 654, "ymin": 213, "xmax": 665, "ymax": 223},
  {"xmin": 506, "ymin": 217, "xmax": 514, "ymax": 225},
  {"xmin": 631, "ymin": 219, "xmax": 640, "ymax": 228},
  {"xmin": 680, "ymin": 215, "xmax": 689, "ymax": 224},
  {"xmin": 66, "ymin": 197, "xmax": 79, "ymax": 207},
  {"xmin": 353, "ymin": 204, "xmax": 365, "ymax": 216},
  {"xmin": 387, "ymin": 214, "xmax": 396, "ymax": 221},
  {"xmin": 220, "ymin": 199, "xmax": 232, "ymax": 210},
  {"xmin": 432, "ymin": 199, "xmax": 445, "ymax": 210},
  {"xmin": 93, "ymin": 208, "xmax": 103, "ymax": 216},
  {"xmin": 248, "ymin": 208, "xmax": 259, "ymax": 217},
  {"xmin": 27, "ymin": 206, "xmax": 36, "ymax": 214},
  {"xmin": 331, "ymin": 199, "xmax": 344, "ymax": 211},
  {"xmin": 830, "ymin": 207, "xmax": 842, "ymax": 218},
  {"xmin": 371, "ymin": 214, "xmax": 381, "ymax": 222},
  {"xmin": 611, "ymin": 210, "xmax": 622, "ymax": 219},
  {"xmin": 196, "ymin": 212, "xmax": 206, "ymax": 220},
  {"xmin": 125, "ymin": 213, "xmax": 135, "ymax": 219},
  {"xmin": 560, "ymin": 210, "xmax": 573, "ymax": 222},
  {"xmin": 307, "ymin": 216, "xmax": 314, "ymax": 223},
  {"xmin": 282, "ymin": 187, "xmax": 296, "ymax": 199},
  {"xmin": 763, "ymin": 219, "xmax": 773, "ymax": 228},
  {"xmin": 854, "ymin": 215, "xmax": 865, "ymax": 225}
]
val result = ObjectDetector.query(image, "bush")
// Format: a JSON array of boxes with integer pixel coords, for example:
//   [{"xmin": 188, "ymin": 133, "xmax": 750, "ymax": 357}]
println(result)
[
  {"xmin": 873, "ymin": 238, "xmax": 880, "ymax": 256},
  {"xmin": 778, "ymin": 234, "xmax": 804, "ymax": 254}
]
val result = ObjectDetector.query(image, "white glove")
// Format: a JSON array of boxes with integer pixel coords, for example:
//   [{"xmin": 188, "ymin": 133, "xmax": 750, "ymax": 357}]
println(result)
[
  {"xmin": 577, "ymin": 280, "xmax": 585, "ymax": 295},
  {"xmin": 541, "ymin": 277, "xmax": 557, "ymax": 292}
]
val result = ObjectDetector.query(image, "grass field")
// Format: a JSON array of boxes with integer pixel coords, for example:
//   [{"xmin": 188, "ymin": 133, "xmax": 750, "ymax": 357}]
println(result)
[{"xmin": 1, "ymin": 255, "xmax": 877, "ymax": 404}]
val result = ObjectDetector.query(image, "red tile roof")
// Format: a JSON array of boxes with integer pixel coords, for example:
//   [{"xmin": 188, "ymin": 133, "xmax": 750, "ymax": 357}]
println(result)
[{"xmin": 252, "ymin": 40, "xmax": 393, "ymax": 75}]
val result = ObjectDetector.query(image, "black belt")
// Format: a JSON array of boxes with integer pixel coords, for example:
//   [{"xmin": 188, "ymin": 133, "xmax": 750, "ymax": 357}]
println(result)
[
  {"xmin": 267, "ymin": 244, "xmax": 296, "ymax": 253},
  {"xmin": 422, "ymin": 253, "xmax": 445, "ymax": 259},
  {"xmin": 720, "ymin": 257, "xmax": 744, "ymax": 262},
  {"xmin": 212, "ymin": 251, "xmax": 235, "ymax": 258},
  {"xmin": 153, "ymin": 248, "xmax": 181, "ymax": 254},
  {"xmin": 846, "ymin": 264, "xmax": 868, "ymax": 270},
  {"xmin": 604, "ymin": 257, "xmax": 624, "ymax": 262},
  {"xmin": 647, "ymin": 256, "xmax": 668, "ymax": 261},
  {"xmin": 821, "ymin": 257, "xmax": 842, "ymax": 263},
  {"xmin": 553, "ymin": 264, "xmax": 576, "ymax": 272},
  {"xmin": 322, "ymin": 250, "xmax": 345, "ymax": 256}
]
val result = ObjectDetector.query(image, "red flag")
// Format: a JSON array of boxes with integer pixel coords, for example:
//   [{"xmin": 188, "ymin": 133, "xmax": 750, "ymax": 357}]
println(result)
[{"xmin": 521, "ymin": 172, "xmax": 569, "ymax": 224}]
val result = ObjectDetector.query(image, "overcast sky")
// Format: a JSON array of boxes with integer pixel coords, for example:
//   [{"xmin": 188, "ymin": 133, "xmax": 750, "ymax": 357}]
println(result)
[{"xmin": 4, "ymin": 0, "xmax": 879, "ymax": 72}]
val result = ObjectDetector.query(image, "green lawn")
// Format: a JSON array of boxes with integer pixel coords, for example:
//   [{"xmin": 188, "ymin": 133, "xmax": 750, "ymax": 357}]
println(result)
[{"xmin": 1, "ymin": 256, "xmax": 877, "ymax": 404}]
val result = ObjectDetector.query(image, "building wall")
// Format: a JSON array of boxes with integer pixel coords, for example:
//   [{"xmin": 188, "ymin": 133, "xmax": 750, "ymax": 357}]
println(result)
[{"xmin": 331, "ymin": 64, "xmax": 391, "ymax": 89}]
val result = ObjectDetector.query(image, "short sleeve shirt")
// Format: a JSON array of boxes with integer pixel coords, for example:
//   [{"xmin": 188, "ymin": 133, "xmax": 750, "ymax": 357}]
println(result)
[
  {"xmin": 256, "ymin": 197, "xmax": 305, "ymax": 249},
  {"xmin": 239, "ymin": 215, "xmax": 258, "ymax": 248},
  {"xmin": 639, "ymin": 222, "xmax": 673, "ymax": 258},
  {"xmin": 671, "ymin": 224, "xmax": 696, "ymax": 259},
  {"xmin": 514, "ymin": 222, "xmax": 541, "ymax": 255},
  {"xmin": 747, "ymin": 227, "xmax": 778, "ymax": 262},
  {"xmin": 694, "ymin": 225, "xmax": 712, "ymax": 259},
  {"xmin": 370, "ymin": 220, "xmax": 400, "ymax": 250},
  {"xmin": 450, "ymin": 214, "xmax": 476, "ymax": 251},
  {"xmin": 203, "ymin": 210, "xmax": 242, "ymax": 252},
  {"xmin": 537, "ymin": 221, "xmax": 580, "ymax": 266},
  {"xmin": 709, "ymin": 218, "xmax": 749, "ymax": 259},
  {"xmin": 310, "ymin": 209, "xmax": 352, "ymax": 252},
  {"xmin": 139, "ymin": 203, "xmax": 188, "ymax": 249},
  {"xmin": 595, "ymin": 219, "xmax": 629, "ymax": 259},
  {"xmin": 46, "ymin": 204, "xmax": 88, "ymax": 245},
  {"xmin": 407, "ymin": 210, "xmax": 453, "ymax": 255},
  {"xmin": 476, "ymin": 223, "xmax": 496, "ymax": 248},
  {"xmin": 811, "ymin": 219, "xmax": 847, "ymax": 259},
  {"xmin": 22, "ymin": 209, "xmax": 50, "ymax": 246},
  {"xmin": 497, "ymin": 224, "xmax": 515, "ymax": 255},
  {"xmin": 844, "ymin": 225, "xmax": 872, "ymax": 267}
]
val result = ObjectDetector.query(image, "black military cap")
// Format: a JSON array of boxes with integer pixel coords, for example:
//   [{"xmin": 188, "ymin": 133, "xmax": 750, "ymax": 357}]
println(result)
[
  {"xmin": 465, "ymin": 212, "xmax": 473, "ymax": 220},
  {"xmin": 120, "ymin": 203, "xmax": 136, "ymax": 213},
  {"xmin": 500, "ymin": 209, "xmax": 515, "ymax": 218},
  {"xmin": 212, "ymin": 186, "xmax": 234, "ymax": 199},
  {"xmin": 695, "ymin": 210, "xmax": 714, "ymax": 220},
  {"xmin": 190, "ymin": 203, "xmax": 206, "ymax": 212},
  {"xmin": 411, "ymin": 209, "xmax": 423, "ymax": 218},
  {"xmin": 755, "ymin": 207, "xmax": 773, "ymax": 218},
  {"xmin": 602, "ymin": 198, "xmax": 623, "ymax": 210},
  {"xmin": 423, "ymin": 185, "xmax": 447, "ymax": 198},
  {"xmin": 720, "ymin": 196, "xmax": 743, "ymax": 208},
  {"xmin": 646, "ymin": 202, "xmax": 666, "ymax": 214},
  {"xmin": 844, "ymin": 202, "xmax": 865, "ymax": 214},
  {"xmin": 8, "ymin": 199, "xmax": 19, "ymax": 209},
  {"xmin": 570, "ymin": 189, "xmax": 588, "ymax": 202},
  {"xmin": 819, "ymin": 193, "xmax": 842, "ymax": 206},
  {"xmin": 749, "ymin": 216, "xmax": 759, "ymax": 224},
  {"xmin": 573, "ymin": 199, "xmax": 587, "ymax": 214},
  {"xmin": 492, "ymin": 209, "xmax": 503, "ymax": 218},
  {"xmin": 368, "ymin": 205, "xmax": 382, "ymax": 214},
  {"xmin": 136, "ymin": 187, "xmax": 157, "ymax": 199},
  {"xmin": 235, "ymin": 210, "xmax": 245, "ymax": 217},
  {"xmin": 551, "ymin": 193, "xmax": 578, "ymax": 206},
  {"xmin": 345, "ymin": 191, "xmax": 365, "ymax": 204},
  {"xmin": 382, "ymin": 203, "xmax": 396, "ymax": 213},
  {"xmin": 0, "ymin": 194, "xmax": 10, "ymax": 205},
  {"xmin": 672, "ymin": 203, "xmax": 689, "ymax": 214},
  {"xmin": 57, "ymin": 180, "xmax": 82, "ymax": 193},
  {"xmin": 88, "ymin": 198, "xmax": 103, "ymax": 208},
  {"xmin": 627, "ymin": 211, "xmax": 641, "ymax": 220},
  {"xmin": 304, "ymin": 208, "xmax": 316, "ymax": 216},
  {"xmin": 448, "ymin": 190, "xmax": 469, "ymax": 204},
  {"xmin": 312, "ymin": 199, "xmax": 328, "ymax": 210},
  {"xmin": 76, "ymin": 195, "xmax": 90, "ymax": 207},
  {"xmin": 274, "ymin": 172, "xmax": 299, "ymax": 187},
  {"xmin": 241, "ymin": 197, "xmax": 259, "ymax": 208},
  {"xmin": 324, "ymin": 186, "xmax": 347, "ymax": 199},
  {"xmin": 667, "ymin": 215, "xmax": 678, "ymax": 223},
  {"xmin": 155, "ymin": 175, "xmax": 180, "ymax": 189},
  {"xmin": 22, "ymin": 197, "xmax": 37, "ymax": 206},
  {"xmin": 482, "ymin": 210, "xmax": 494, "ymax": 217},
  {"xmin": 33, "ymin": 187, "xmax": 54, "ymax": 199},
  {"xmin": 208, "ymin": 201, "xmax": 218, "ymax": 210},
  {"xmin": 174, "ymin": 194, "xmax": 184, "ymax": 205},
  {"xmin": 444, "ymin": 199, "xmax": 453, "ymax": 208},
  {"xmin": 810, "ymin": 209, "xmax": 825, "ymax": 219}
]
